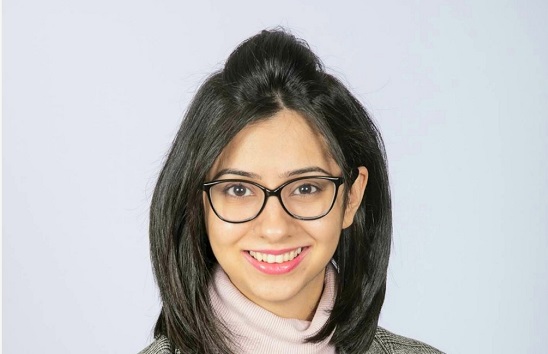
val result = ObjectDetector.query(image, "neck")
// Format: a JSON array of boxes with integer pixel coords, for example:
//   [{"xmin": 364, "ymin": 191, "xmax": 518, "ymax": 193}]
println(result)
[
  {"xmin": 208, "ymin": 264, "xmax": 337, "ymax": 353},
  {"xmin": 237, "ymin": 268, "xmax": 326, "ymax": 320}
]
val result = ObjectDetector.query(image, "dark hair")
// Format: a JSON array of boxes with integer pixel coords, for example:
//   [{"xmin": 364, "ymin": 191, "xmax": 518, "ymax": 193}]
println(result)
[{"xmin": 149, "ymin": 29, "xmax": 392, "ymax": 353}]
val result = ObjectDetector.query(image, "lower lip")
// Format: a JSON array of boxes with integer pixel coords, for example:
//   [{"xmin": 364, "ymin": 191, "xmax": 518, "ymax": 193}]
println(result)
[{"xmin": 243, "ymin": 247, "xmax": 309, "ymax": 275}]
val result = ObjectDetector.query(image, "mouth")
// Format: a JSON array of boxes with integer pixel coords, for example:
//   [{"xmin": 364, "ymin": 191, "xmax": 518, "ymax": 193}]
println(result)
[
  {"xmin": 248, "ymin": 247, "xmax": 303, "ymax": 264},
  {"xmin": 244, "ymin": 247, "xmax": 308, "ymax": 275}
]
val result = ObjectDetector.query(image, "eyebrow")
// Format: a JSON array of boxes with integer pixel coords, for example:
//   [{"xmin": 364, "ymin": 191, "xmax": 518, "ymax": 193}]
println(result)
[
  {"xmin": 212, "ymin": 166, "xmax": 331, "ymax": 180},
  {"xmin": 212, "ymin": 169, "xmax": 261, "ymax": 180},
  {"xmin": 284, "ymin": 166, "xmax": 331, "ymax": 177}
]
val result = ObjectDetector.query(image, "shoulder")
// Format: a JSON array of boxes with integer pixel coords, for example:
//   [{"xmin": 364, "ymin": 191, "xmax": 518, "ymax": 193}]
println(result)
[
  {"xmin": 138, "ymin": 328, "xmax": 443, "ymax": 354},
  {"xmin": 137, "ymin": 336, "xmax": 174, "ymax": 354},
  {"xmin": 366, "ymin": 327, "xmax": 444, "ymax": 354}
]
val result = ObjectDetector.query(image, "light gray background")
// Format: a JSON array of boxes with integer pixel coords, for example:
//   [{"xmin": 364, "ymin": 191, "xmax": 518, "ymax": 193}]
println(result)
[{"xmin": 4, "ymin": 1, "xmax": 547, "ymax": 353}]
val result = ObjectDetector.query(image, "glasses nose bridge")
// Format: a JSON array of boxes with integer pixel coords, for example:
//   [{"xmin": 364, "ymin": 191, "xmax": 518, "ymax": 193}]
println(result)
[{"xmin": 263, "ymin": 185, "xmax": 285, "ymax": 207}]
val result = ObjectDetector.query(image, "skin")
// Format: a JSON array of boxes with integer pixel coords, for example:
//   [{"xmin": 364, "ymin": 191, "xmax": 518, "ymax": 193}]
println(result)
[{"xmin": 204, "ymin": 109, "xmax": 368, "ymax": 320}]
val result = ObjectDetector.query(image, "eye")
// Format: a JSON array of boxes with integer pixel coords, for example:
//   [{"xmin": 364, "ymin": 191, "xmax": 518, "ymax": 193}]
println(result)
[
  {"xmin": 224, "ymin": 183, "xmax": 254, "ymax": 197},
  {"xmin": 292, "ymin": 183, "xmax": 320, "ymax": 195}
]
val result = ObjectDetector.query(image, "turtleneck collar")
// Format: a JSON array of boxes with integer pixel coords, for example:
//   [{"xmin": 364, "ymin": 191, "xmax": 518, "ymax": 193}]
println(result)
[{"xmin": 209, "ymin": 264, "xmax": 337, "ymax": 353}]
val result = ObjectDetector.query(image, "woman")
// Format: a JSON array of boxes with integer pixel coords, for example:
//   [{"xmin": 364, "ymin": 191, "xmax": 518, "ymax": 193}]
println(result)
[{"xmin": 140, "ymin": 29, "xmax": 442, "ymax": 353}]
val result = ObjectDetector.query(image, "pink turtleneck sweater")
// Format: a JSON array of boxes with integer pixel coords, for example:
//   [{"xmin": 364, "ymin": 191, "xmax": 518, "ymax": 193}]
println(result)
[{"xmin": 208, "ymin": 265, "xmax": 337, "ymax": 353}]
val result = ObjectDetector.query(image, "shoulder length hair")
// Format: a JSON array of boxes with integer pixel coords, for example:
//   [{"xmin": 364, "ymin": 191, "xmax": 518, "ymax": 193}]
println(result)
[{"xmin": 149, "ymin": 28, "xmax": 392, "ymax": 353}]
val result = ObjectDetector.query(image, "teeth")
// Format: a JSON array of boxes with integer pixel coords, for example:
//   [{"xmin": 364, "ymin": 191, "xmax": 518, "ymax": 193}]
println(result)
[{"xmin": 249, "ymin": 247, "xmax": 303, "ymax": 264}]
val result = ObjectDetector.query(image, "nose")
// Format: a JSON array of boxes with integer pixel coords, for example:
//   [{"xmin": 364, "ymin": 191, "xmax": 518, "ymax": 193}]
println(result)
[{"xmin": 254, "ymin": 194, "xmax": 293, "ymax": 241}]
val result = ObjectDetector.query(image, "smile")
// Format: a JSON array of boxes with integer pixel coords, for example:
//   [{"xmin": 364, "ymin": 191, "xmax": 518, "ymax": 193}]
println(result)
[
  {"xmin": 248, "ymin": 247, "xmax": 303, "ymax": 264},
  {"xmin": 244, "ymin": 247, "xmax": 308, "ymax": 275}
]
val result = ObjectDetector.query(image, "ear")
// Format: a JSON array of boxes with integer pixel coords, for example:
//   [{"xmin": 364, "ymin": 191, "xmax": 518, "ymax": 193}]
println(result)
[{"xmin": 342, "ymin": 166, "xmax": 368, "ymax": 229}]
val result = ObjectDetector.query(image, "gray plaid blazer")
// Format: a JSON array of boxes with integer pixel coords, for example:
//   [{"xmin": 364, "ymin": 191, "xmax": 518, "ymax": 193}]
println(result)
[{"xmin": 138, "ymin": 327, "xmax": 443, "ymax": 354}]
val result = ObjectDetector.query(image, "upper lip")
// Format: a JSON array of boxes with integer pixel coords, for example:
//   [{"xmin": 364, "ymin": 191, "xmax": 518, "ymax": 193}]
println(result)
[{"xmin": 246, "ymin": 246, "xmax": 306, "ymax": 255}]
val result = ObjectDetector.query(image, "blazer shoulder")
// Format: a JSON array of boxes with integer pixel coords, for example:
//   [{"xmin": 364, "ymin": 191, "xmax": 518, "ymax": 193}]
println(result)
[
  {"xmin": 368, "ymin": 327, "xmax": 444, "ymax": 354},
  {"xmin": 138, "ymin": 336, "xmax": 173, "ymax": 354}
]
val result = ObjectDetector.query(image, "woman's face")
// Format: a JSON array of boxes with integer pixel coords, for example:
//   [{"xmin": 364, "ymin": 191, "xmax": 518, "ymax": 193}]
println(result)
[{"xmin": 204, "ymin": 109, "xmax": 367, "ymax": 320}]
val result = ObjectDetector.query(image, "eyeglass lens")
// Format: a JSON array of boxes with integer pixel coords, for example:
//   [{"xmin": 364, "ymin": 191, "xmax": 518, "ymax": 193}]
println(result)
[{"xmin": 208, "ymin": 177, "xmax": 338, "ymax": 222}]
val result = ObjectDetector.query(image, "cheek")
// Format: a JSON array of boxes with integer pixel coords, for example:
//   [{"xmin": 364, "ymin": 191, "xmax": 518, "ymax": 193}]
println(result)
[
  {"xmin": 205, "ymin": 210, "xmax": 250, "ymax": 251},
  {"xmin": 329, "ymin": 205, "xmax": 347, "ymax": 240},
  {"xmin": 307, "ymin": 208, "xmax": 345, "ymax": 244}
]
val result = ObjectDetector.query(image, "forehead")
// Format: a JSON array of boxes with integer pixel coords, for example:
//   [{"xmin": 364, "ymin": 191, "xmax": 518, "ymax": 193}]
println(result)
[{"xmin": 209, "ymin": 110, "xmax": 339, "ymax": 179}]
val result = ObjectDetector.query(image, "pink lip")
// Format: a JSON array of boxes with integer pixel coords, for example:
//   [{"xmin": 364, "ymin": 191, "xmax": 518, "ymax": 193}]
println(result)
[{"xmin": 243, "ymin": 247, "xmax": 309, "ymax": 275}]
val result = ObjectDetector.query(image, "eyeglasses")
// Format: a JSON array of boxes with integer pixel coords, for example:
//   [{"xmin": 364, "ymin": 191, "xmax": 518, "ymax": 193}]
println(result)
[{"xmin": 202, "ymin": 175, "xmax": 345, "ymax": 223}]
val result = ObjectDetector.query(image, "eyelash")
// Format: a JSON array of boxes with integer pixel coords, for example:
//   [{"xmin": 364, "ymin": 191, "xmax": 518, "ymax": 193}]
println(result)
[
  {"xmin": 223, "ymin": 183, "xmax": 255, "ymax": 197},
  {"xmin": 291, "ymin": 183, "xmax": 321, "ymax": 195}
]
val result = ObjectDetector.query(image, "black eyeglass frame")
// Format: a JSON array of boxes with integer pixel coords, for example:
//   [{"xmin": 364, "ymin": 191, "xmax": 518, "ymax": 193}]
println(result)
[{"xmin": 202, "ymin": 175, "xmax": 345, "ymax": 224}]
